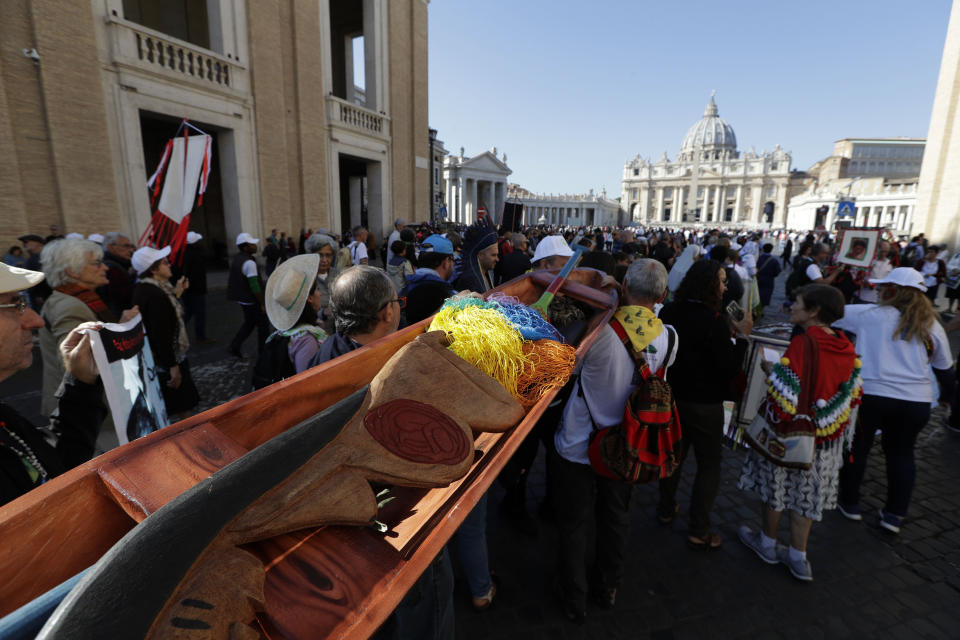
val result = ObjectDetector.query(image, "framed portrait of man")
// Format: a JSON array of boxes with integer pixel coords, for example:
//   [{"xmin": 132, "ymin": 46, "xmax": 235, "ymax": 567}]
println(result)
[{"xmin": 836, "ymin": 228, "xmax": 880, "ymax": 268}]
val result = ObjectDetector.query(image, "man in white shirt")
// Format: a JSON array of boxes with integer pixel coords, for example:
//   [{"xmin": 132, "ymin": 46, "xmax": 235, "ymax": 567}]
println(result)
[
  {"xmin": 385, "ymin": 218, "xmax": 406, "ymax": 264},
  {"xmin": 553, "ymin": 258, "xmax": 678, "ymax": 623},
  {"xmin": 857, "ymin": 241, "xmax": 893, "ymax": 303},
  {"xmin": 348, "ymin": 226, "xmax": 369, "ymax": 265}
]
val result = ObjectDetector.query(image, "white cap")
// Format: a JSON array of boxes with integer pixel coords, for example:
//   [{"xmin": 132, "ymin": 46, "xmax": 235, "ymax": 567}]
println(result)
[
  {"xmin": 87, "ymin": 233, "xmax": 104, "ymax": 244},
  {"xmin": 186, "ymin": 231, "xmax": 203, "ymax": 245},
  {"xmin": 236, "ymin": 232, "xmax": 259, "ymax": 246},
  {"xmin": 131, "ymin": 245, "xmax": 171, "ymax": 275},
  {"xmin": 265, "ymin": 254, "xmax": 320, "ymax": 332},
  {"xmin": 65, "ymin": 233, "xmax": 84, "ymax": 240},
  {"xmin": 869, "ymin": 266, "xmax": 927, "ymax": 292},
  {"xmin": 532, "ymin": 235, "xmax": 574, "ymax": 264},
  {"xmin": 0, "ymin": 262, "xmax": 44, "ymax": 295}
]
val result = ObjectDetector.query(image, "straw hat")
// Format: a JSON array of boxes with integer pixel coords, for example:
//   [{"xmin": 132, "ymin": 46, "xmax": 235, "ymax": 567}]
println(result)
[
  {"xmin": 265, "ymin": 254, "xmax": 320, "ymax": 331},
  {"xmin": 0, "ymin": 262, "xmax": 44, "ymax": 295}
]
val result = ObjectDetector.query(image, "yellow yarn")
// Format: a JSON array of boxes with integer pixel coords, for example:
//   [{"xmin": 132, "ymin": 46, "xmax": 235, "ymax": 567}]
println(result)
[
  {"xmin": 780, "ymin": 357, "xmax": 790, "ymax": 366},
  {"xmin": 429, "ymin": 305, "xmax": 529, "ymax": 397}
]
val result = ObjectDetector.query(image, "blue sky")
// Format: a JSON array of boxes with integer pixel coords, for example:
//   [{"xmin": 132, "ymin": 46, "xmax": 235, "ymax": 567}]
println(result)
[{"xmin": 428, "ymin": 0, "xmax": 952, "ymax": 197}]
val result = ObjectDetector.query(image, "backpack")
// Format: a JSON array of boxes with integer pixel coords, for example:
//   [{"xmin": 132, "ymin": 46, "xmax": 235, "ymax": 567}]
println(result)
[
  {"xmin": 785, "ymin": 257, "xmax": 813, "ymax": 301},
  {"xmin": 337, "ymin": 246, "xmax": 353, "ymax": 268},
  {"xmin": 251, "ymin": 335, "xmax": 296, "ymax": 390},
  {"xmin": 584, "ymin": 320, "xmax": 682, "ymax": 483}
]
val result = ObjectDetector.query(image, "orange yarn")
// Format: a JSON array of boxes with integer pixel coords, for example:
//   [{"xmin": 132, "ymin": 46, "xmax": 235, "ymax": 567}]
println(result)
[{"xmin": 516, "ymin": 340, "xmax": 577, "ymax": 407}]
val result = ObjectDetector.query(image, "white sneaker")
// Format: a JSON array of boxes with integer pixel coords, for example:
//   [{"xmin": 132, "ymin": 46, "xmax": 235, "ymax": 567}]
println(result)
[
  {"xmin": 777, "ymin": 546, "xmax": 813, "ymax": 582},
  {"xmin": 737, "ymin": 525, "xmax": 778, "ymax": 565}
]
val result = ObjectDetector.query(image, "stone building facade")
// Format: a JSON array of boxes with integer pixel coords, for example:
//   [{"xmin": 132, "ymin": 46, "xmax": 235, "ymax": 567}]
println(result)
[
  {"xmin": 506, "ymin": 186, "xmax": 620, "ymax": 228},
  {"xmin": 620, "ymin": 96, "xmax": 797, "ymax": 229},
  {"xmin": 915, "ymin": 0, "xmax": 960, "ymax": 248},
  {"xmin": 442, "ymin": 147, "xmax": 511, "ymax": 225},
  {"xmin": 785, "ymin": 138, "xmax": 923, "ymax": 233},
  {"xmin": 0, "ymin": 0, "xmax": 430, "ymax": 258}
]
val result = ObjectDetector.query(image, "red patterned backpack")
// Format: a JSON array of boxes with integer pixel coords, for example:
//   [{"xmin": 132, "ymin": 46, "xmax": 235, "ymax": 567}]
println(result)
[{"xmin": 585, "ymin": 319, "xmax": 682, "ymax": 483}]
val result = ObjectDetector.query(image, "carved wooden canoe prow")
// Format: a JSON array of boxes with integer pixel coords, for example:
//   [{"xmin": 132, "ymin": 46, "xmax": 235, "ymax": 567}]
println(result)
[{"xmin": 0, "ymin": 269, "xmax": 618, "ymax": 640}]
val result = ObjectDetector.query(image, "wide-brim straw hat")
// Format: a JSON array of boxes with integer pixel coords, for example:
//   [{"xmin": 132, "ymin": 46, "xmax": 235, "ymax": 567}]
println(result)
[{"xmin": 265, "ymin": 254, "xmax": 320, "ymax": 331}]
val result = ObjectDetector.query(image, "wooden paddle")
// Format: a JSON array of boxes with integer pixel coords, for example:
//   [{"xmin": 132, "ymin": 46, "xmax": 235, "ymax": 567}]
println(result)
[{"xmin": 529, "ymin": 243, "xmax": 589, "ymax": 319}]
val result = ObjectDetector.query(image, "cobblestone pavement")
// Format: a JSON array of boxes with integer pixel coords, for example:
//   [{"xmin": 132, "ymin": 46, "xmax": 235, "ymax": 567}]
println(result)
[{"xmin": 3, "ymin": 264, "xmax": 959, "ymax": 638}]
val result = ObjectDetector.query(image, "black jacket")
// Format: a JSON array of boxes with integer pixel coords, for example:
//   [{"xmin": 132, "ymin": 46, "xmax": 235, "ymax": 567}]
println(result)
[
  {"xmin": 133, "ymin": 282, "xmax": 181, "ymax": 369},
  {"xmin": 659, "ymin": 299, "xmax": 748, "ymax": 404},
  {"xmin": 1, "ymin": 377, "xmax": 105, "ymax": 507},
  {"xmin": 180, "ymin": 244, "xmax": 208, "ymax": 295}
]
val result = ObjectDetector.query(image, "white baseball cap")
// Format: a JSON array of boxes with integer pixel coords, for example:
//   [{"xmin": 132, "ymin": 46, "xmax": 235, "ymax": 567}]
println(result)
[
  {"xmin": 236, "ymin": 232, "xmax": 259, "ymax": 246},
  {"xmin": 0, "ymin": 262, "xmax": 44, "ymax": 295},
  {"xmin": 87, "ymin": 233, "xmax": 105, "ymax": 244},
  {"xmin": 186, "ymin": 231, "xmax": 203, "ymax": 245},
  {"xmin": 131, "ymin": 245, "xmax": 171, "ymax": 275},
  {"xmin": 532, "ymin": 235, "xmax": 574, "ymax": 264},
  {"xmin": 869, "ymin": 266, "xmax": 927, "ymax": 292},
  {"xmin": 265, "ymin": 254, "xmax": 320, "ymax": 332}
]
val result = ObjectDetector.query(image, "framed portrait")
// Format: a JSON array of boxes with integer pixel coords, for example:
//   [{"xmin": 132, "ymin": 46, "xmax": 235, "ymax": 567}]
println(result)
[
  {"xmin": 836, "ymin": 227, "xmax": 881, "ymax": 268},
  {"xmin": 725, "ymin": 331, "xmax": 791, "ymax": 450}
]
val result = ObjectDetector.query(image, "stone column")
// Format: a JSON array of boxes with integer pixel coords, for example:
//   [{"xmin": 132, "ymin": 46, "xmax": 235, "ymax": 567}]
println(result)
[
  {"xmin": 469, "ymin": 178, "xmax": 478, "ymax": 223},
  {"xmin": 675, "ymin": 187, "xmax": 685, "ymax": 223},
  {"xmin": 655, "ymin": 188, "xmax": 664, "ymax": 221},
  {"xmin": 639, "ymin": 187, "xmax": 650, "ymax": 223},
  {"xmin": 734, "ymin": 185, "xmax": 743, "ymax": 222},
  {"xmin": 753, "ymin": 186, "xmax": 764, "ymax": 225},
  {"xmin": 457, "ymin": 177, "xmax": 465, "ymax": 223},
  {"xmin": 714, "ymin": 186, "xmax": 723, "ymax": 221}
]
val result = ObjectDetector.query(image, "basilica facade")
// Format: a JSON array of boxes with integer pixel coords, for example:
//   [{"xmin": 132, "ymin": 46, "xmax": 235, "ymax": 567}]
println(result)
[{"xmin": 621, "ymin": 97, "xmax": 800, "ymax": 228}]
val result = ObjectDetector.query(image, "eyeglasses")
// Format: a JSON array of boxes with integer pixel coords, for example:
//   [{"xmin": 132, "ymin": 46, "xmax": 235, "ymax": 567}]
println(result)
[
  {"xmin": 0, "ymin": 293, "xmax": 29, "ymax": 315},
  {"xmin": 380, "ymin": 297, "xmax": 407, "ymax": 311}
]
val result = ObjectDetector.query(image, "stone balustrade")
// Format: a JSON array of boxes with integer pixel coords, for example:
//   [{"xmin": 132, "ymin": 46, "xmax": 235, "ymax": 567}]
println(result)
[
  {"xmin": 106, "ymin": 17, "xmax": 248, "ymax": 94},
  {"xmin": 326, "ymin": 95, "xmax": 390, "ymax": 139}
]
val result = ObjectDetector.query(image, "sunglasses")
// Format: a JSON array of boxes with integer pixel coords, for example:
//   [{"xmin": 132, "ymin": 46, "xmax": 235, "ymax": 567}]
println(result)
[{"xmin": 0, "ymin": 292, "xmax": 29, "ymax": 315}]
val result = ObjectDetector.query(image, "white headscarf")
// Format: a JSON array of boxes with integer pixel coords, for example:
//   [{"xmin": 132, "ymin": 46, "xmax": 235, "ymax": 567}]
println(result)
[{"xmin": 667, "ymin": 245, "xmax": 702, "ymax": 292}]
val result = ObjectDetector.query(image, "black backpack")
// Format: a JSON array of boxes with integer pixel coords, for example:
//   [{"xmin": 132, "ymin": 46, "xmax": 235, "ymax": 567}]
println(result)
[
  {"xmin": 785, "ymin": 257, "xmax": 814, "ymax": 301},
  {"xmin": 251, "ymin": 335, "xmax": 296, "ymax": 390}
]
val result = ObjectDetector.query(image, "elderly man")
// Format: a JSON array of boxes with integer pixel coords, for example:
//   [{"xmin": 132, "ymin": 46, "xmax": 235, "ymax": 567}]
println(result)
[
  {"xmin": 307, "ymin": 264, "xmax": 454, "ymax": 638},
  {"xmin": 386, "ymin": 218, "xmax": 407, "ymax": 265},
  {"xmin": 553, "ymin": 259, "xmax": 678, "ymax": 624},
  {"xmin": 310, "ymin": 265, "xmax": 402, "ymax": 366},
  {"xmin": 0, "ymin": 262, "xmax": 105, "ymax": 506},
  {"xmin": 495, "ymin": 232, "xmax": 532, "ymax": 285},
  {"xmin": 98, "ymin": 231, "xmax": 137, "ymax": 317}
]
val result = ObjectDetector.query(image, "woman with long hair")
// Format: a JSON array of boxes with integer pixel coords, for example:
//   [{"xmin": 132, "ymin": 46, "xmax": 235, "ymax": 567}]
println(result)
[
  {"xmin": 658, "ymin": 259, "xmax": 753, "ymax": 549},
  {"xmin": 835, "ymin": 268, "xmax": 954, "ymax": 534},
  {"xmin": 737, "ymin": 285, "xmax": 861, "ymax": 581}
]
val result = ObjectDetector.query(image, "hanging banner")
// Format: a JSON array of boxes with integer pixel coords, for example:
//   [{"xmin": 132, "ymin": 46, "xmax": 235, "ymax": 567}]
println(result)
[{"xmin": 88, "ymin": 315, "xmax": 169, "ymax": 445}]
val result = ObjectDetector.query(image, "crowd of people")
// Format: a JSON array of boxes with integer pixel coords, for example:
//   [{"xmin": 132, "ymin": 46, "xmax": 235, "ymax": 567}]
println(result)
[{"xmin": 1, "ymin": 217, "xmax": 957, "ymax": 636}]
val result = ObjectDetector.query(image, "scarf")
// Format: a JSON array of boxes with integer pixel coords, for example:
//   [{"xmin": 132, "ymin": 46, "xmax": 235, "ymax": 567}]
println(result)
[
  {"xmin": 140, "ymin": 277, "xmax": 190, "ymax": 361},
  {"xmin": 55, "ymin": 283, "xmax": 116, "ymax": 323},
  {"xmin": 613, "ymin": 305, "xmax": 663, "ymax": 353}
]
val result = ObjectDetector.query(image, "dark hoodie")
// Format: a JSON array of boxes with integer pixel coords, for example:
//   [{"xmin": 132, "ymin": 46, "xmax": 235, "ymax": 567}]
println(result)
[{"xmin": 403, "ymin": 269, "xmax": 456, "ymax": 325}]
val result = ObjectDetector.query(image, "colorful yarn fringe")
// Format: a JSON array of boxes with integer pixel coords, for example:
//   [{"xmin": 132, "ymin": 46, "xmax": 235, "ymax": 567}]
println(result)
[
  {"xmin": 517, "ymin": 340, "xmax": 577, "ymax": 407},
  {"xmin": 429, "ymin": 303, "xmax": 529, "ymax": 397}
]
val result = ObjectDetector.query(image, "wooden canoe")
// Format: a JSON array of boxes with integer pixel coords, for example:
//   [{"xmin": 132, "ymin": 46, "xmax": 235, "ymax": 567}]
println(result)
[{"xmin": 0, "ymin": 268, "xmax": 617, "ymax": 638}]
